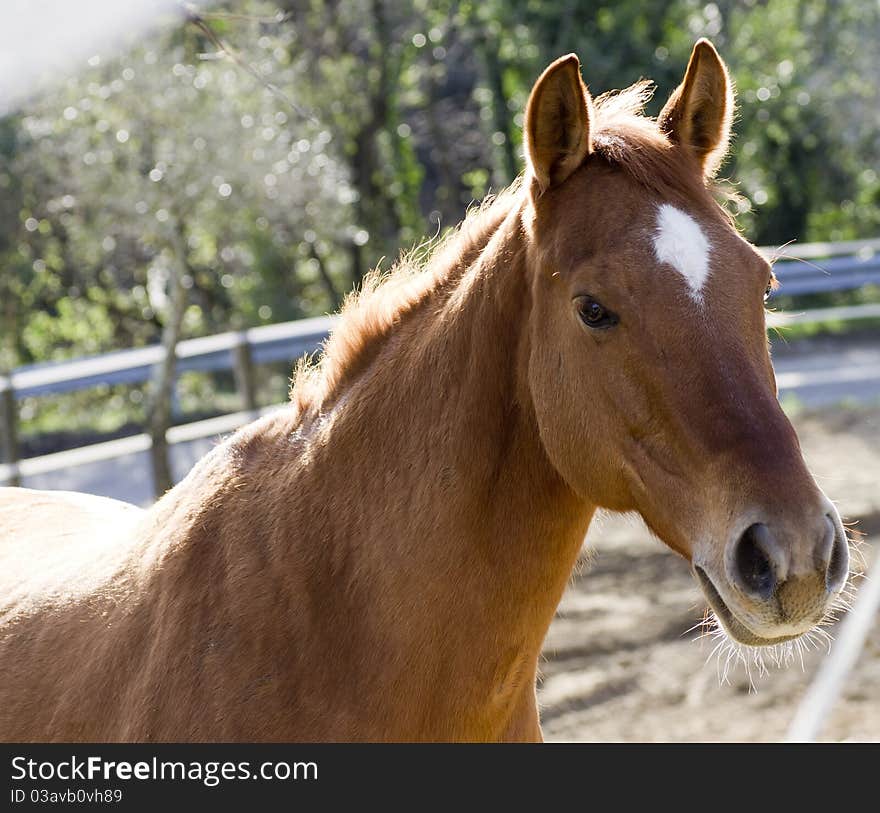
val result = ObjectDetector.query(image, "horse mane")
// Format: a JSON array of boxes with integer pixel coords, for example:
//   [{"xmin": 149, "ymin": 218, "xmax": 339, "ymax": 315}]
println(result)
[
  {"xmin": 290, "ymin": 80, "xmax": 732, "ymax": 417},
  {"xmin": 290, "ymin": 180, "xmax": 524, "ymax": 417}
]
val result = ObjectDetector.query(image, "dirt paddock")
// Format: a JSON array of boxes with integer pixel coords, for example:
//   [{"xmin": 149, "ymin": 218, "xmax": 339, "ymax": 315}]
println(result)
[{"xmin": 538, "ymin": 406, "xmax": 880, "ymax": 742}]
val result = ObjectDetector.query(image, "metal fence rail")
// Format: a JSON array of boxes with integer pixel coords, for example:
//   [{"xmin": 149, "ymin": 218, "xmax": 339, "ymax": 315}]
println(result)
[
  {"xmin": 759, "ymin": 236, "xmax": 880, "ymax": 260},
  {"xmin": 1, "ymin": 238, "xmax": 879, "ymax": 487},
  {"xmin": 2, "ymin": 245, "xmax": 879, "ymax": 402},
  {"xmin": 5, "ymin": 314, "xmax": 338, "ymax": 399},
  {"xmin": 757, "ymin": 237, "xmax": 880, "ymax": 296},
  {"xmin": 769, "ymin": 252, "xmax": 880, "ymax": 296},
  {"xmin": 0, "ymin": 403, "xmax": 285, "ymax": 486}
]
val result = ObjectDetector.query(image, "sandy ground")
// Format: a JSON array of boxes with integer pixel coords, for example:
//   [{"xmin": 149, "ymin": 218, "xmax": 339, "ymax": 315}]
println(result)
[{"xmin": 538, "ymin": 406, "xmax": 880, "ymax": 742}]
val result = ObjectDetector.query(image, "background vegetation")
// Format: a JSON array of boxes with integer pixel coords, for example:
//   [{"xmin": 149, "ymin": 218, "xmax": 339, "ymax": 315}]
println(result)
[{"xmin": 2, "ymin": 0, "xmax": 879, "ymax": 453}]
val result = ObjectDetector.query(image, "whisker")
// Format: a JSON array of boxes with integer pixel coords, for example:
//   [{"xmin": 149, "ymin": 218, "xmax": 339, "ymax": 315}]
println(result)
[
  {"xmin": 766, "ymin": 240, "xmax": 832, "ymax": 276},
  {"xmin": 683, "ymin": 617, "xmax": 711, "ymax": 637},
  {"xmin": 767, "ymin": 238, "xmax": 798, "ymax": 264},
  {"xmin": 795, "ymin": 638, "xmax": 807, "ymax": 671},
  {"xmin": 721, "ymin": 642, "xmax": 738, "ymax": 685},
  {"xmin": 706, "ymin": 637, "xmax": 727, "ymax": 668},
  {"xmin": 743, "ymin": 651, "xmax": 756, "ymax": 693},
  {"xmin": 690, "ymin": 598, "xmax": 847, "ymax": 688}
]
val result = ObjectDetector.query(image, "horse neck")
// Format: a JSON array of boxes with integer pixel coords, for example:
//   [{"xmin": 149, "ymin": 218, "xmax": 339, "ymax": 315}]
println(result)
[
  {"xmin": 144, "ymin": 198, "xmax": 594, "ymax": 724},
  {"xmin": 277, "ymin": 200, "xmax": 592, "ymax": 669}
]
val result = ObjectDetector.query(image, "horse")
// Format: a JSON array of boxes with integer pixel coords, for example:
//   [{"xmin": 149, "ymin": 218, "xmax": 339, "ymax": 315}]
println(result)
[{"xmin": 0, "ymin": 39, "xmax": 851, "ymax": 742}]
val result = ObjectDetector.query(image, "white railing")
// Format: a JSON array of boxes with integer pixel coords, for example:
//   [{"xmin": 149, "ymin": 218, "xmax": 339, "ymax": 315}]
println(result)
[{"xmin": 2, "ymin": 238, "xmax": 879, "ymax": 487}]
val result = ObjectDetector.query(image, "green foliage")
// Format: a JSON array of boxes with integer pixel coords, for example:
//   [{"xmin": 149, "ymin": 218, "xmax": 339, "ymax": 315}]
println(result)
[
  {"xmin": 1, "ymin": 0, "xmax": 878, "ymax": 443},
  {"xmin": 23, "ymin": 296, "xmax": 117, "ymax": 360}
]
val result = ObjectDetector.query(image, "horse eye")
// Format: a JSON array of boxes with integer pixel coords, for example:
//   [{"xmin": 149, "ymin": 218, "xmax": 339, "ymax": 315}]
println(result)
[
  {"xmin": 764, "ymin": 275, "xmax": 777, "ymax": 302},
  {"xmin": 575, "ymin": 296, "xmax": 618, "ymax": 329}
]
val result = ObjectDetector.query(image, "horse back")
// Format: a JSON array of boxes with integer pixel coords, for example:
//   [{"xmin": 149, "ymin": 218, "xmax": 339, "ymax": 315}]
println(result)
[
  {"xmin": 0, "ymin": 487, "xmax": 142, "ymax": 591},
  {"xmin": 0, "ymin": 487, "xmax": 145, "ymax": 741}
]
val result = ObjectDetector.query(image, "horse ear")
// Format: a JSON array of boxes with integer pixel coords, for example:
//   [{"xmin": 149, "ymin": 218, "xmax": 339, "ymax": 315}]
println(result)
[
  {"xmin": 658, "ymin": 39, "xmax": 733, "ymax": 178},
  {"xmin": 524, "ymin": 54, "xmax": 593, "ymax": 195}
]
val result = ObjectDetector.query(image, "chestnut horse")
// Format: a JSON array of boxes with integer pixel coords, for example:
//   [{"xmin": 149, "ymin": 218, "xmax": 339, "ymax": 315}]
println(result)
[{"xmin": 0, "ymin": 40, "xmax": 850, "ymax": 742}]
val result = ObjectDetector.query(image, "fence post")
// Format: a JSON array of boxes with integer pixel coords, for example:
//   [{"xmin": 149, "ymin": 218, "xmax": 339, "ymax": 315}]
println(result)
[
  {"xmin": 233, "ymin": 331, "xmax": 258, "ymax": 416},
  {"xmin": 0, "ymin": 376, "xmax": 21, "ymax": 487}
]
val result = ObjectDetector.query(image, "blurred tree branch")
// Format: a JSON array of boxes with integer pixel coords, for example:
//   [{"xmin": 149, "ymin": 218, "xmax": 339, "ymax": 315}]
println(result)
[{"xmin": 181, "ymin": 2, "xmax": 317, "ymax": 123}]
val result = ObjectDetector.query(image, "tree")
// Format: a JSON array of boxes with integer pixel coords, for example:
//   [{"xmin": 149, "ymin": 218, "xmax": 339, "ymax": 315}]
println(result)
[{"xmin": 1, "ymin": 0, "xmax": 878, "ymax": 467}]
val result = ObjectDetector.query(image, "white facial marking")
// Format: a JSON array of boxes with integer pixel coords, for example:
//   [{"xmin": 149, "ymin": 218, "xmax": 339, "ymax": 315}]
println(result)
[{"xmin": 653, "ymin": 203, "xmax": 711, "ymax": 303}]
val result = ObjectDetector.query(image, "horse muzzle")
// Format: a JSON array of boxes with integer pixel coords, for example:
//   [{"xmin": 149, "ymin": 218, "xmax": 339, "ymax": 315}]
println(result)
[{"xmin": 692, "ymin": 502, "xmax": 850, "ymax": 646}]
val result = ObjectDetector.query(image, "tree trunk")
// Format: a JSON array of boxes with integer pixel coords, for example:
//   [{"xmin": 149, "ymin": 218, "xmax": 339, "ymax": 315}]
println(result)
[
  {"xmin": 349, "ymin": 240, "xmax": 365, "ymax": 291},
  {"xmin": 350, "ymin": 0, "xmax": 402, "ymax": 265},
  {"xmin": 147, "ymin": 221, "xmax": 189, "ymax": 499},
  {"xmin": 0, "ymin": 379, "xmax": 19, "ymax": 487},
  {"xmin": 308, "ymin": 241, "xmax": 342, "ymax": 310},
  {"xmin": 476, "ymin": 32, "xmax": 518, "ymax": 184}
]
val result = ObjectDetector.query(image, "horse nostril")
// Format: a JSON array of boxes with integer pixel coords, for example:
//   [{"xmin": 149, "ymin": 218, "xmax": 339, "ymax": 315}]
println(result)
[
  {"xmin": 824, "ymin": 514, "xmax": 849, "ymax": 593},
  {"xmin": 733, "ymin": 523, "xmax": 779, "ymax": 599}
]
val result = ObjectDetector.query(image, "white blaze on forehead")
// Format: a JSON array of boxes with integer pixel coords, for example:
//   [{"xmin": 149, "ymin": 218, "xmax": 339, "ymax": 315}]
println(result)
[{"xmin": 652, "ymin": 204, "xmax": 711, "ymax": 302}]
